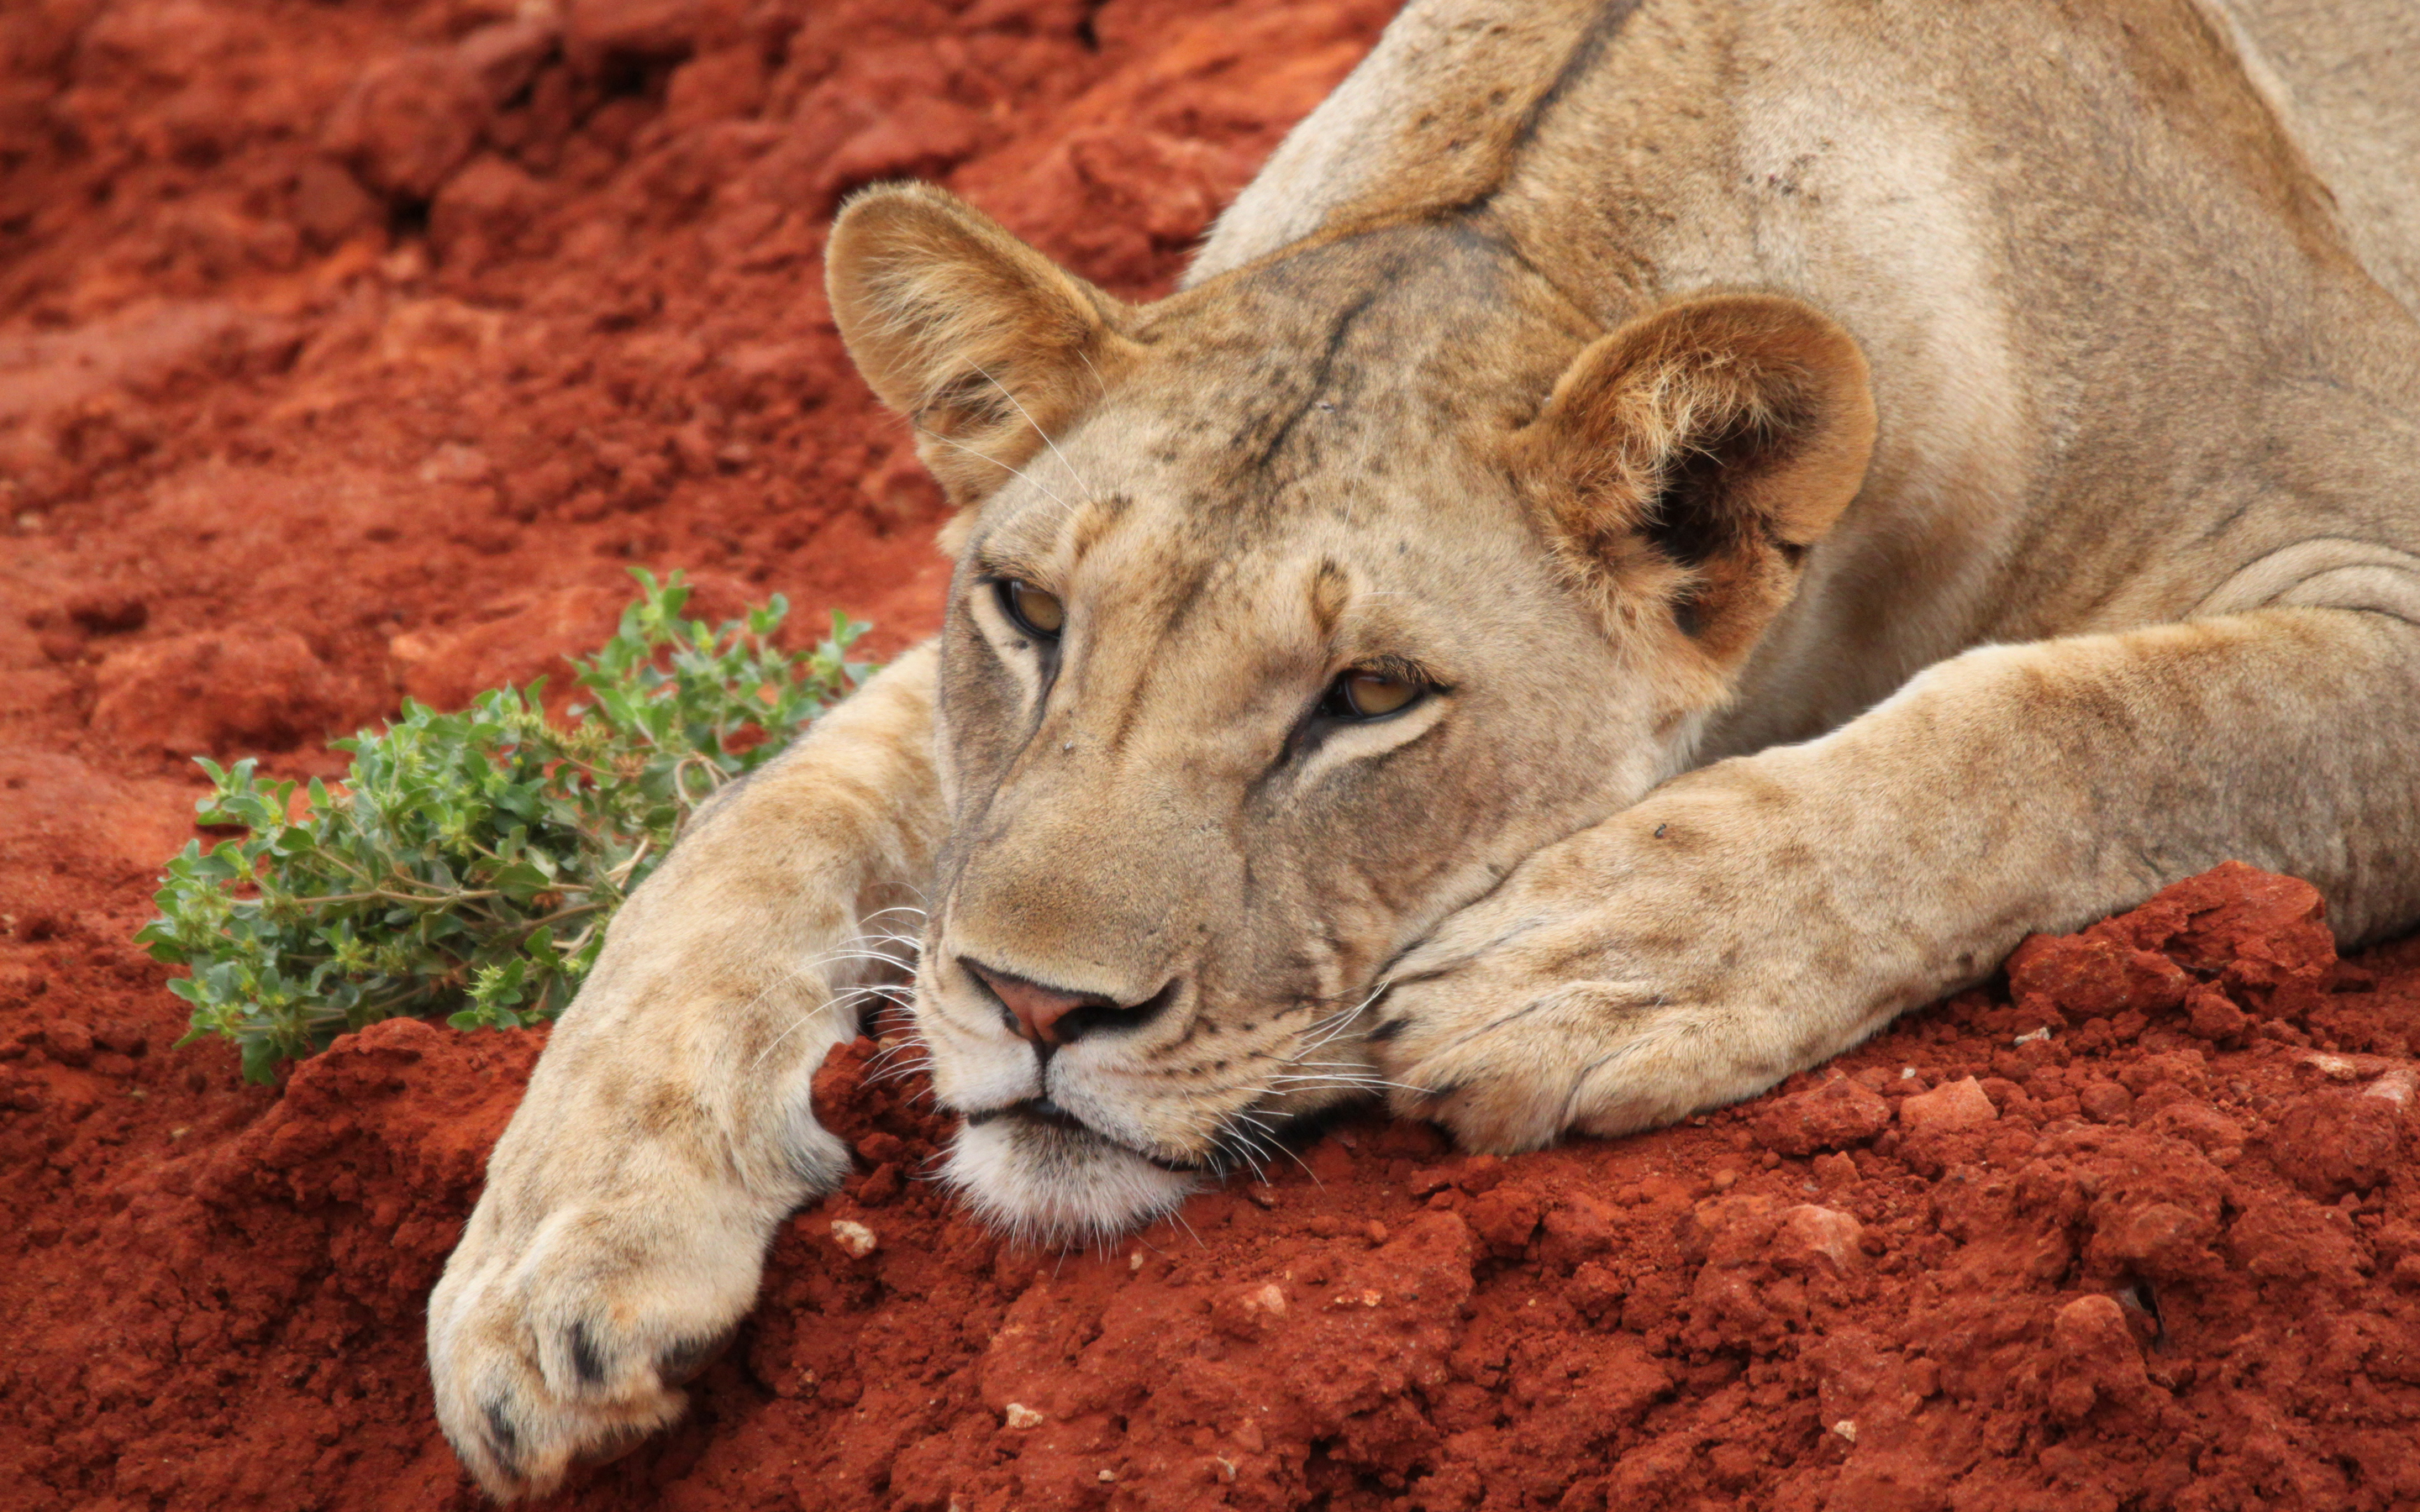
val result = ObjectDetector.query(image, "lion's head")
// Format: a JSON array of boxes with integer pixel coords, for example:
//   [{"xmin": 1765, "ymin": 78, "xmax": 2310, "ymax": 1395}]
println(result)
[{"xmin": 824, "ymin": 183, "xmax": 1876, "ymax": 1242}]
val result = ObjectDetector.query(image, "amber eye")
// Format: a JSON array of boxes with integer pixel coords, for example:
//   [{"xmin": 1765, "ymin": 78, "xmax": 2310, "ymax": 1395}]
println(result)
[
  {"xmin": 996, "ymin": 579, "xmax": 1065, "ymax": 639},
  {"xmin": 1323, "ymin": 669, "xmax": 1423, "ymax": 721}
]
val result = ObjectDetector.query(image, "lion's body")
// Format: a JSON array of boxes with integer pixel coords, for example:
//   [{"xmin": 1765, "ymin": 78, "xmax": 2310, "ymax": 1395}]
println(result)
[
  {"xmin": 429, "ymin": 1, "xmax": 2420, "ymax": 1495},
  {"xmin": 2209, "ymin": 0, "xmax": 2420, "ymax": 317},
  {"xmin": 1208, "ymin": 0, "xmax": 2420, "ymax": 761}
]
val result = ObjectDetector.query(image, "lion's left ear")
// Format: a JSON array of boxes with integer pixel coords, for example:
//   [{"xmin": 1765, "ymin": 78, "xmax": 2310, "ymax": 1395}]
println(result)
[
  {"xmin": 827, "ymin": 183, "xmax": 1138, "ymax": 507},
  {"xmin": 1513, "ymin": 292, "xmax": 1876, "ymax": 669}
]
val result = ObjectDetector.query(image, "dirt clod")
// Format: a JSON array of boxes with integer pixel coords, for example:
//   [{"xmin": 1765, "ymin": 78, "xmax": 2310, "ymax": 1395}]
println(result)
[
  {"xmin": 5, "ymin": 3, "xmax": 2420, "ymax": 1509},
  {"xmin": 2270, "ymin": 1092, "xmax": 2406, "ymax": 1198},
  {"xmin": 1751, "ymin": 1074, "xmax": 1893, "ymax": 1154},
  {"xmin": 1899, "ymin": 1074, "xmax": 2000, "ymax": 1129}
]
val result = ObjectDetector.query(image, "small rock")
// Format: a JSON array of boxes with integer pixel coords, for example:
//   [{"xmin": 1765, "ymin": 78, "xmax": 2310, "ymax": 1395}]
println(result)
[
  {"xmin": 1212, "ymin": 1281, "xmax": 1290, "ymax": 1339},
  {"xmin": 2079, "ymin": 1081, "xmax": 2133, "ymax": 1122},
  {"xmin": 1539, "ymin": 1195, "xmax": 1614, "ymax": 1263},
  {"xmin": 1456, "ymin": 1153, "xmax": 1505, "ymax": 1194},
  {"xmin": 1899, "ymin": 1076, "xmax": 1997, "ymax": 1130},
  {"xmin": 2049, "ymin": 1294, "xmax": 2160, "ymax": 1423},
  {"xmin": 1568, "ymin": 1261, "xmax": 1626, "ymax": 1319},
  {"xmin": 2149, "ymin": 1102, "xmax": 2244, "ymax": 1164},
  {"xmin": 1003, "ymin": 1403, "xmax": 1044, "ymax": 1429},
  {"xmin": 2269, "ymin": 1093, "xmax": 2403, "ymax": 1197},
  {"xmin": 829, "ymin": 1219, "xmax": 878, "ymax": 1258},
  {"xmin": 1750, "ymin": 1076, "xmax": 1893, "ymax": 1155},
  {"xmin": 2092, "ymin": 1200, "xmax": 2211, "ymax": 1274},
  {"xmin": 1772, "ymin": 1204, "xmax": 1865, "ymax": 1275},
  {"xmin": 2109, "ymin": 863, "xmax": 2338, "ymax": 1018},
  {"xmin": 1468, "ymin": 1184, "xmax": 1540, "ymax": 1255},
  {"xmin": 2008, "ymin": 930, "xmax": 2189, "ymax": 1021},
  {"xmin": 2184, "ymin": 984, "xmax": 2248, "ymax": 1042},
  {"xmin": 2363, "ymin": 1068, "xmax": 2416, "ymax": 1110}
]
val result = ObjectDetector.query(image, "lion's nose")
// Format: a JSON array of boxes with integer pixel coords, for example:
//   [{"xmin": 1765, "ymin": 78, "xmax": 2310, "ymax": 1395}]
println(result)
[{"xmin": 964, "ymin": 959, "xmax": 1154, "ymax": 1047}]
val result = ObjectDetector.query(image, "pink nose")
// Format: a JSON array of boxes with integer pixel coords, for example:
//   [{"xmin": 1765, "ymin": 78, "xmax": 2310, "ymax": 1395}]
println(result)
[{"xmin": 968, "ymin": 963, "xmax": 1097, "ymax": 1046}]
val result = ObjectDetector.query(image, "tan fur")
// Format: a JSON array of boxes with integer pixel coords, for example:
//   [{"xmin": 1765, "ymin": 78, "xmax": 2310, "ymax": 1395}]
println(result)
[
  {"xmin": 826, "ymin": 184, "xmax": 1141, "ymax": 510},
  {"xmin": 431, "ymin": 0, "xmax": 2420, "ymax": 1495}
]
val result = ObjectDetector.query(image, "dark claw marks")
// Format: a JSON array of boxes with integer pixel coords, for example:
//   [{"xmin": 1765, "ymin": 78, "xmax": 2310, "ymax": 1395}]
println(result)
[
  {"xmin": 655, "ymin": 1328, "xmax": 734, "ymax": 1388},
  {"xmin": 462, "ymin": 1323, "xmax": 724, "ymax": 1495},
  {"xmin": 481, "ymin": 1394, "xmax": 523, "ymax": 1480},
  {"xmin": 560, "ymin": 1319, "xmax": 730, "ymax": 1394},
  {"xmin": 569, "ymin": 1320, "xmax": 609, "ymax": 1386}
]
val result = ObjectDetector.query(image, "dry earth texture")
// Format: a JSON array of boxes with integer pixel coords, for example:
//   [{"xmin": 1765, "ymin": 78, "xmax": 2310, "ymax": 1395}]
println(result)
[{"xmin": 3, "ymin": 2, "xmax": 2419, "ymax": 1509}]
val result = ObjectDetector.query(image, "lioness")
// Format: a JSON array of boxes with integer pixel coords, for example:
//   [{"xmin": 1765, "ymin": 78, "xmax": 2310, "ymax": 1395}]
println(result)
[{"xmin": 428, "ymin": 0, "xmax": 2420, "ymax": 1494}]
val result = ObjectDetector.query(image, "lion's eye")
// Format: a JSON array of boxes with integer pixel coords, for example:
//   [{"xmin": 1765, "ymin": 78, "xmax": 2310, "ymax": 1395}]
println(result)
[
  {"xmin": 1322, "ymin": 669, "xmax": 1423, "ymax": 720},
  {"xmin": 996, "ymin": 580, "xmax": 1065, "ymax": 640}
]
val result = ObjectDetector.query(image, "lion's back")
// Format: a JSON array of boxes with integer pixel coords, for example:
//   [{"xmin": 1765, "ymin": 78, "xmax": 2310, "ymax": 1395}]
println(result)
[{"xmin": 2196, "ymin": 0, "xmax": 2420, "ymax": 317}]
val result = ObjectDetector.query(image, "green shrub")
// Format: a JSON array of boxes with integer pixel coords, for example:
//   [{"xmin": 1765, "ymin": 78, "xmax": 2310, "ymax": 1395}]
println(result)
[{"xmin": 137, "ymin": 570, "xmax": 875, "ymax": 1082}]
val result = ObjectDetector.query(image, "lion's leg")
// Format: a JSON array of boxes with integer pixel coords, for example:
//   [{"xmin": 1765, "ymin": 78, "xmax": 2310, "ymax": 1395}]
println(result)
[
  {"xmin": 1373, "ymin": 606, "xmax": 2420, "ymax": 1152},
  {"xmin": 427, "ymin": 641, "xmax": 942, "ymax": 1499}
]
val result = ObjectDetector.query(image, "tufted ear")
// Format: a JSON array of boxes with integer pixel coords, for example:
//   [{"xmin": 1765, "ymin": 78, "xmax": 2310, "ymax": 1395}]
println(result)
[
  {"xmin": 827, "ymin": 183, "xmax": 1135, "ymax": 507},
  {"xmin": 1514, "ymin": 292, "xmax": 1876, "ymax": 670}
]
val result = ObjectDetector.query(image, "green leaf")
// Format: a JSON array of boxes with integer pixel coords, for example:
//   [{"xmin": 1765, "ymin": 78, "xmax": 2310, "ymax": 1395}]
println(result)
[
  {"xmin": 138, "ymin": 571, "xmax": 878, "ymax": 1081},
  {"xmin": 238, "ymin": 1035, "xmax": 284, "ymax": 1085}
]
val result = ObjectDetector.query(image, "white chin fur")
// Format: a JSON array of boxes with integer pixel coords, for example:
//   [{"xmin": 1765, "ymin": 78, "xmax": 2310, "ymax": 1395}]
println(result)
[{"xmin": 943, "ymin": 1117, "xmax": 1197, "ymax": 1247}]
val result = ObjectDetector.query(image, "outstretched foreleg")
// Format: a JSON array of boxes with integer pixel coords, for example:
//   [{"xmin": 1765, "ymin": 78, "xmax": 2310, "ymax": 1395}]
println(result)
[
  {"xmin": 1375, "ymin": 606, "xmax": 2420, "ymax": 1151},
  {"xmin": 427, "ymin": 642, "xmax": 943, "ymax": 1499}
]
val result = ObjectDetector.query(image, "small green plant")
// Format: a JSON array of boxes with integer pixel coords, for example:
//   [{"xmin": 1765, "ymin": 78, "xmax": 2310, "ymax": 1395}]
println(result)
[{"xmin": 137, "ymin": 570, "xmax": 876, "ymax": 1083}]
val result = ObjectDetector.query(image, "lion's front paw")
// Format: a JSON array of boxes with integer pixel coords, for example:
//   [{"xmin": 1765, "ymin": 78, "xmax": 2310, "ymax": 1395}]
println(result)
[
  {"xmin": 1370, "ymin": 851, "xmax": 1800, "ymax": 1152},
  {"xmin": 427, "ymin": 1194, "xmax": 776, "ymax": 1499}
]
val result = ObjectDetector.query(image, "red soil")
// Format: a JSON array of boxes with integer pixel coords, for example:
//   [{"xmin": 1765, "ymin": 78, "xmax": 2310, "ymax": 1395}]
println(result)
[{"xmin": 2, "ymin": 3, "xmax": 2417, "ymax": 1509}]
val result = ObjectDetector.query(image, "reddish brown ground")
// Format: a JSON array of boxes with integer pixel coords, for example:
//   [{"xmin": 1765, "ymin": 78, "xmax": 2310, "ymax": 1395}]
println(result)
[{"xmin": 3, "ymin": 3, "xmax": 2418, "ymax": 1509}]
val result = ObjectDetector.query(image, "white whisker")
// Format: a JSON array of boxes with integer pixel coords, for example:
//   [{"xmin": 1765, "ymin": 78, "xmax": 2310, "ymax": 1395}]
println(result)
[
  {"xmin": 1075, "ymin": 347, "xmax": 1109, "ymax": 403},
  {"xmin": 973, "ymin": 362, "xmax": 1096, "ymax": 500},
  {"xmin": 913, "ymin": 423, "xmax": 1078, "ymax": 515}
]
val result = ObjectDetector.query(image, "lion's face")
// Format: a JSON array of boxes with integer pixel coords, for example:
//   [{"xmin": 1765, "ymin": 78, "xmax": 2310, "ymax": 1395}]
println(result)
[
  {"xmin": 915, "ymin": 337, "xmax": 1667, "ymax": 1242},
  {"xmin": 826, "ymin": 187, "xmax": 1875, "ymax": 1242}
]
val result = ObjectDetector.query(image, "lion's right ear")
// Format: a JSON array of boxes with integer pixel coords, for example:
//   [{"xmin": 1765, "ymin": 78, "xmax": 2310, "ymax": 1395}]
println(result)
[
  {"xmin": 827, "ymin": 184, "xmax": 1134, "ymax": 507},
  {"xmin": 1513, "ymin": 292, "xmax": 1876, "ymax": 677}
]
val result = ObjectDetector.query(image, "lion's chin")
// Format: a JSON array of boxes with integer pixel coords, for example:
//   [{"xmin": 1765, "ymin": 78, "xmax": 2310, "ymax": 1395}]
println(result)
[{"xmin": 942, "ymin": 1116, "xmax": 1197, "ymax": 1247}]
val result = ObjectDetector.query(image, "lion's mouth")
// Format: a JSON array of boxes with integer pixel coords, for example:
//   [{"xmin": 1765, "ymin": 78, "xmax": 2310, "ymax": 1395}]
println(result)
[{"xmin": 964, "ymin": 1096, "xmax": 1214, "ymax": 1175}]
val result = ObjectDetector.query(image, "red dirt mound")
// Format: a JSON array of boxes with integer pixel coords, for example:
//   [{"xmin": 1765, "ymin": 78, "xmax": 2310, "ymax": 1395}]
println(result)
[
  {"xmin": 3, "ymin": 2, "xmax": 2418, "ymax": 1509},
  {"xmin": 9, "ymin": 866, "xmax": 2420, "ymax": 1510}
]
